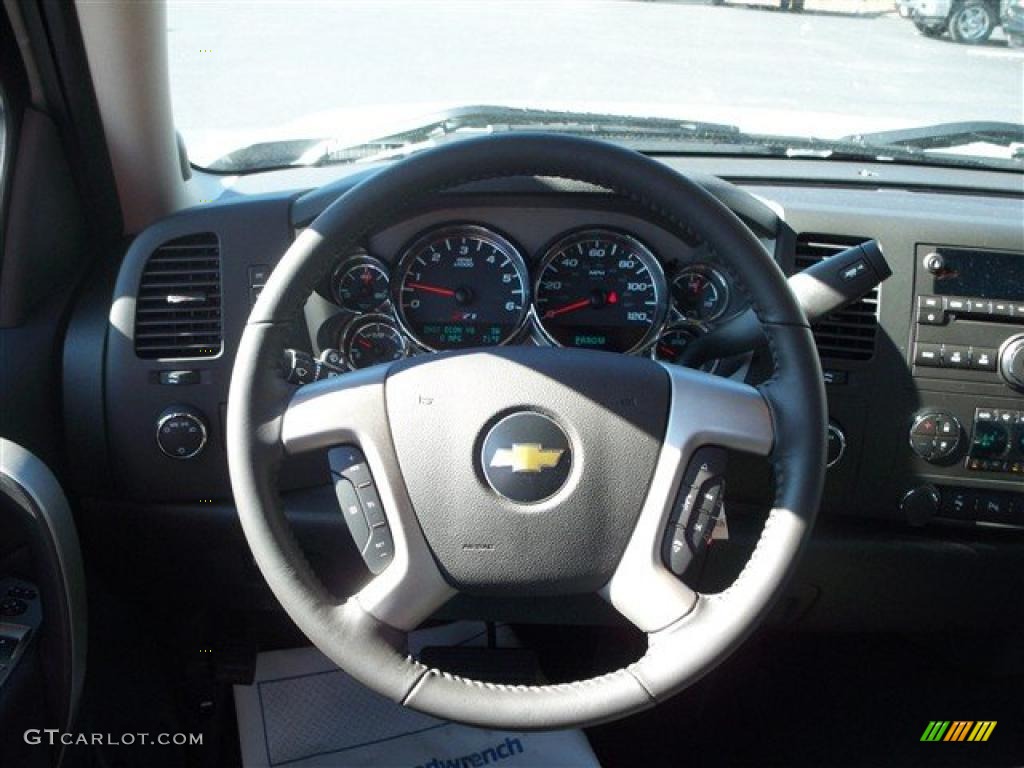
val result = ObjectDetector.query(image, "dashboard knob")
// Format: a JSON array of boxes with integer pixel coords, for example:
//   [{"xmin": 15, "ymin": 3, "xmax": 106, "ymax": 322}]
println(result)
[
  {"xmin": 826, "ymin": 422, "xmax": 845, "ymax": 468},
  {"xmin": 901, "ymin": 485, "xmax": 940, "ymax": 527},
  {"xmin": 156, "ymin": 406, "xmax": 208, "ymax": 459},
  {"xmin": 922, "ymin": 251, "xmax": 945, "ymax": 275},
  {"xmin": 999, "ymin": 335, "xmax": 1024, "ymax": 391},
  {"xmin": 908, "ymin": 410, "xmax": 961, "ymax": 463}
]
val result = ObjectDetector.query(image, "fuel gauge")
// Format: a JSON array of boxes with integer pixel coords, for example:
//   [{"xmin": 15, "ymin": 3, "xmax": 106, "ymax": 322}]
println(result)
[{"xmin": 652, "ymin": 322, "xmax": 719, "ymax": 373}]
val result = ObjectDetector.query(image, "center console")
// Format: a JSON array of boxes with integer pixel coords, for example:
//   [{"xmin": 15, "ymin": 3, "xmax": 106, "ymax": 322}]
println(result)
[{"xmin": 907, "ymin": 244, "xmax": 1024, "ymax": 528}]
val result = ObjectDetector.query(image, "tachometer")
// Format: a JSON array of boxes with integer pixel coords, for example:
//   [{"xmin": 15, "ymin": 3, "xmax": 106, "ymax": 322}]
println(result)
[
  {"xmin": 534, "ymin": 229, "xmax": 667, "ymax": 353},
  {"xmin": 340, "ymin": 314, "xmax": 407, "ymax": 369},
  {"xmin": 394, "ymin": 225, "xmax": 530, "ymax": 351},
  {"xmin": 332, "ymin": 254, "xmax": 390, "ymax": 314}
]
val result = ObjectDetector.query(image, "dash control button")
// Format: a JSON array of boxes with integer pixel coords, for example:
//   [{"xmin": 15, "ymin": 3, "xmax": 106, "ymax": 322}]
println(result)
[
  {"xmin": 914, "ymin": 344, "xmax": 941, "ymax": 367},
  {"xmin": 971, "ymin": 348, "xmax": 997, "ymax": 372},
  {"xmin": 942, "ymin": 345, "xmax": 970, "ymax": 369}
]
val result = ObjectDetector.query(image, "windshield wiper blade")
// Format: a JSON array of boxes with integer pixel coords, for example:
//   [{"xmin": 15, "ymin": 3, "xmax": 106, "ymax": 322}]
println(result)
[
  {"xmin": 310, "ymin": 105, "xmax": 746, "ymax": 166},
  {"xmin": 842, "ymin": 121, "xmax": 1024, "ymax": 152}
]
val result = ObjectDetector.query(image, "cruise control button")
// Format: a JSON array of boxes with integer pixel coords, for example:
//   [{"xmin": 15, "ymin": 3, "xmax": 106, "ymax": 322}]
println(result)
[
  {"xmin": 681, "ymin": 446, "xmax": 728, "ymax": 489},
  {"xmin": 333, "ymin": 477, "xmax": 370, "ymax": 552},
  {"xmin": 914, "ymin": 344, "xmax": 942, "ymax": 367},
  {"xmin": 662, "ymin": 524, "xmax": 693, "ymax": 576},
  {"xmin": 364, "ymin": 525, "xmax": 394, "ymax": 574}
]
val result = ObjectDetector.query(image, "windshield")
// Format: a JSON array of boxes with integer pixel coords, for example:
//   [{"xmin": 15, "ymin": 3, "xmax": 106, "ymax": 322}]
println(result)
[{"xmin": 167, "ymin": 0, "xmax": 1024, "ymax": 172}]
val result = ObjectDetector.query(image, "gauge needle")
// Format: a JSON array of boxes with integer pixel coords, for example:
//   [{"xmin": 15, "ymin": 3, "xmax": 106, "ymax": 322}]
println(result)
[
  {"xmin": 407, "ymin": 282, "xmax": 455, "ymax": 297},
  {"xmin": 658, "ymin": 344, "xmax": 676, "ymax": 358},
  {"xmin": 357, "ymin": 338, "xmax": 374, "ymax": 350},
  {"xmin": 543, "ymin": 298, "xmax": 591, "ymax": 318}
]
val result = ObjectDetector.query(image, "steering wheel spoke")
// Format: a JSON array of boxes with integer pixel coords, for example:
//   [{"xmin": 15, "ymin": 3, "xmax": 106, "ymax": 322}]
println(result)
[
  {"xmin": 281, "ymin": 366, "xmax": 456, "ymax": 631},
  {"xmin": 602, "ymin": 364, "xmax": 774, "ymax": 633}
]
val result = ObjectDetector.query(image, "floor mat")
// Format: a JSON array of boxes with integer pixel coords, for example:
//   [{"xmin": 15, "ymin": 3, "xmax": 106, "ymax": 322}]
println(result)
[{"xmin": 234, "ymin": 622, "xmax": 600, "ymax": 768}]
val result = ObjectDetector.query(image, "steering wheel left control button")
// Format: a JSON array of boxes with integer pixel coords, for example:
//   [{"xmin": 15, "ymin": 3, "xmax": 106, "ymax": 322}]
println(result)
[
  {"xmin": 328, "ymin": 445, "xmax": 372, "ymax": 487},
  {"xmin": 328, "ymin": 445, "xmax": 394, "ymax": 574},
  {"xmin": 333, "ymin": 476, "xmax": 371, "ymax": 552},
  {"xmin": 356, "ymin": 484, "xmax": 386, "ymax": 527},
  {"xmin": 364, "ymin": 525, "xmax": 394, "ymax": 574},
  {"xmin": 663, "ymin": 525, "xmax": 693, "ymax": 576}
]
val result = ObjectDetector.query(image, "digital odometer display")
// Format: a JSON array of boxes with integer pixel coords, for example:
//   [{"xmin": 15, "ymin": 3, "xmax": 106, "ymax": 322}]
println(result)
[
  {"xmin": 394, "ymin": 226, "xmax": 530, "ymax": 351},
  {"xmin": 534, "ymin": 230, "xmax": 667, "ymax": 353}
]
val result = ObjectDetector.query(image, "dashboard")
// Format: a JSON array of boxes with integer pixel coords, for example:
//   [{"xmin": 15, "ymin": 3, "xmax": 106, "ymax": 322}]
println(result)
[{"xmin": 61, "ymin": 156, "xmax": 1024, "ymax": 631}]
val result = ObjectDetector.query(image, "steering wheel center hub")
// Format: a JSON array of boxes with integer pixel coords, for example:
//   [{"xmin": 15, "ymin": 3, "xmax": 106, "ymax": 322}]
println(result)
[{"xmin": 481, "ymin": 412, "xmax": 573, "ymax": 504}]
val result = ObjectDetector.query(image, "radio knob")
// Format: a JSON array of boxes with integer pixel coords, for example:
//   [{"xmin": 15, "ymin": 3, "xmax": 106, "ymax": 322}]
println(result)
[
  {"xmin": 999, "ymin": 335, "xmax": 1024, "ymax": 391},
  {"xmin": 156, "ymin": 406, "xmax": 208, "ymax": 459}
]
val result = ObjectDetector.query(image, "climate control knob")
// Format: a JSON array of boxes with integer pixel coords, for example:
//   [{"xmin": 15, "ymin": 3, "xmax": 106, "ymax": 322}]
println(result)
[
  {"xmin": 908, "ymin": 410, "xmax": 961, "ymax": 463},
  {"xmin": 999, "ymin": 335, "xmax": 1024, "ymax": 391},
  {"xmin": 156, "ymin": 406, "xmax": 208, "ymax": 459}
]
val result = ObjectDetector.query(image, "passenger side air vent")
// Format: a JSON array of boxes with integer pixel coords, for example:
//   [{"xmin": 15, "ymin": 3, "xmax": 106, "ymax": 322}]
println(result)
[
  {"xmin": 134, "ymin": 233, "xmax": 222, "ymax": 359},
  {"xmin": 795, "ymin": 233, "xmax": 879, "ymax": 362}
]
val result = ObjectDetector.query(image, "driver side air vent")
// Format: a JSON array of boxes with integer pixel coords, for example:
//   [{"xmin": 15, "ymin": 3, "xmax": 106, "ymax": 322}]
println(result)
[
  {"xmin": 134, "ymin": 233, "xmax": 222, "ymax": 359},
  {"xmin": 795, "ymin": 233, "xmax": 879, "ymax": 362}
]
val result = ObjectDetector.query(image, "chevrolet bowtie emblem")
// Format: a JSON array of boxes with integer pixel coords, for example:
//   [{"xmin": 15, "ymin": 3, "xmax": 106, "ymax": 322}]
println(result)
[{"xmin": 489, "ymin": 443, "xmax": 565, "ymax": 473}]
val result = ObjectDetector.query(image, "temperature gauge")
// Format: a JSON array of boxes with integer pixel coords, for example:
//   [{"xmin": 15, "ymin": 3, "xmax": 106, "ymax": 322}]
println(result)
[
  {"xmin": 341, "ymin": 315, "xmax": 407, "ymax": 370},
  {"xmin": 672, "ymin": 265, "xmax": 730, "ymax": 322}
]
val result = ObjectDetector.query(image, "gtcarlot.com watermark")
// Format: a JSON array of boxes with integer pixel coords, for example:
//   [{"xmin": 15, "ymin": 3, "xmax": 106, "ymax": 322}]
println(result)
[{"xmin": 25, "ymin": 730, "xmax": 202, "ymax": 747}]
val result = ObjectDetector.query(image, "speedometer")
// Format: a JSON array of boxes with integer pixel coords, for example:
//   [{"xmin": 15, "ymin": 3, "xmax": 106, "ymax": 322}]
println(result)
[
  {"xmin": 534, "ymin": 229, "xmax": 667, "ymax": 353},
  {"xmin": 393, "ymin": 225, "xmax": 530, "ymax": 351}
]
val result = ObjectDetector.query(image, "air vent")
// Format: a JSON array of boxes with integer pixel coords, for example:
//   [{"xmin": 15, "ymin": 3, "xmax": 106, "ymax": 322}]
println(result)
[
  {"xmin": 134, "ymin": 233, "xmax": 222, "ymax": 359},
  {"xmin": 795, "ymin": 233, "xmax": 879, "ymax": 362}
]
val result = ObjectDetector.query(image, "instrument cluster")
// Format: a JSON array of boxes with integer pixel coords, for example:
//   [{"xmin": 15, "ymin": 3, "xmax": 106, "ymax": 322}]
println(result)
[{"xmin": 322, "ymin": 223, "xmax": 738, "ymax": 371}]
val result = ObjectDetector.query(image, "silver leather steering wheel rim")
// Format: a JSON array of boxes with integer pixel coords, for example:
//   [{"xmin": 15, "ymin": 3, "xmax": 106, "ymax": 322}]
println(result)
[{"xmin": 226, "ymin": 133, "xmax": 827, "ymax": 730}]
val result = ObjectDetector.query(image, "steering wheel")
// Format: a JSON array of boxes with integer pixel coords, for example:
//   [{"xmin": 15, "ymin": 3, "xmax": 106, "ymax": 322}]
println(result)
[{"xmin": 227, "ymin": 134, "xmax": 826, "ymax": 730}]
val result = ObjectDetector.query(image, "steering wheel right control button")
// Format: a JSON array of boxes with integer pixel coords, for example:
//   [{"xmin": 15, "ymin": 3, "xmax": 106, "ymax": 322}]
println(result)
[
  {"xmin": 908, "ymin": 410, "xmax": 961, "ymax": 463},
  {"xmin": 663, "ymin": 447, "xmax": 728, "ymax": 576},
  {"xmin": 328, "ymin": 445, "xmax": 393, "ymax": 574}
]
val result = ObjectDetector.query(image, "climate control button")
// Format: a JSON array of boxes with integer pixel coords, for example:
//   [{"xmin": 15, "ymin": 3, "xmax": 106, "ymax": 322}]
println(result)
[{"xmin": 909, "ymin": 411, "xmax": 961, "ymax": 463}]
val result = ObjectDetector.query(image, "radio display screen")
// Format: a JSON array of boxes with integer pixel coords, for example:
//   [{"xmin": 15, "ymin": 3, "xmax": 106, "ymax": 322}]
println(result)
[{"xmin": 932, "ymin": 249, "xmax": 1024, "ymax": 301}]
